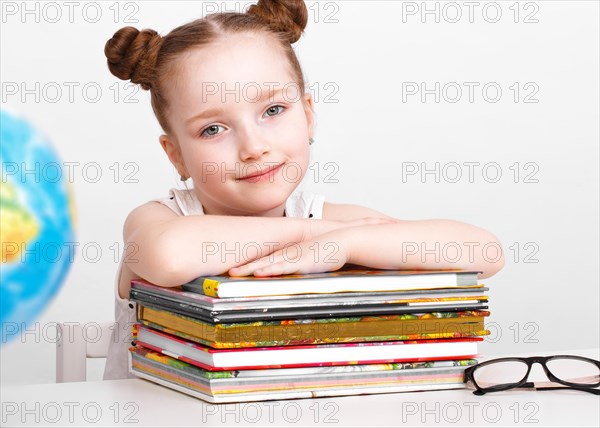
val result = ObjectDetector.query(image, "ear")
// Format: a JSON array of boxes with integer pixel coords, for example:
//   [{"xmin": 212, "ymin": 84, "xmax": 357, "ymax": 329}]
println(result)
[
  {"xmin": 302, "ymin": 93, "xmax": 315, "ymax": 139},
  {"xmin": 159, "ymin": 134, "xmax": 188, "ymax": 177}
]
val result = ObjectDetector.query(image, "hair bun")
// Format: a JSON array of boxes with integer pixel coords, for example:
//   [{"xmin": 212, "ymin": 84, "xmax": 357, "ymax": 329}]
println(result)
[
  {"xmin": 247, "ymin": 0, "xmax": 308, "ymax": 44},
  {"xmin": 104, "ymin": 26, "xmax": 163, "ymax": 91}
]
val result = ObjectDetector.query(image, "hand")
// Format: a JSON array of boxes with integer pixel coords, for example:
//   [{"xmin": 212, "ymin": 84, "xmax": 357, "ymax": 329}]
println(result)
[{"xmin": 228, "ymin": 233, "xmax": 349, "ymax": 277}]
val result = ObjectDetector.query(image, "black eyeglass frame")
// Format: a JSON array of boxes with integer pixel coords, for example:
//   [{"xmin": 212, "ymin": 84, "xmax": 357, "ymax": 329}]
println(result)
[{"xmin": 463, "ymin": 355, "xmax": 600, "ymax": 395}]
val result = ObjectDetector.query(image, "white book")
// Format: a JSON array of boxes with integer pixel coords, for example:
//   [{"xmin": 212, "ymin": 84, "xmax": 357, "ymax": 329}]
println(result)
[
  {"xmin": 137, "ymin": 325, "xmax": 481, "ymax": 370},
  {"xmin": 184, "ymin": 268, "xmax": 481, "ymax": 298}
]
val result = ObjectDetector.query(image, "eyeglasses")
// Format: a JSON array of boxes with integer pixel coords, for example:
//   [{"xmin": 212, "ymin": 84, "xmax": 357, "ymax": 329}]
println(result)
[{"xmin": 464, "ymin": 355, "xmax": 600, "ymax": 395}]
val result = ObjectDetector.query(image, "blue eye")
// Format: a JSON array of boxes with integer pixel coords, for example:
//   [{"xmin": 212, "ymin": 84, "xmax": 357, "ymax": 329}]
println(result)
[
  {"xmin": 199, "ymin": 124, "xmax": 224, "ymax": 139},
  {"xmin": 264, "ymin": 105, "xmax": 285, "ymax": 117}
]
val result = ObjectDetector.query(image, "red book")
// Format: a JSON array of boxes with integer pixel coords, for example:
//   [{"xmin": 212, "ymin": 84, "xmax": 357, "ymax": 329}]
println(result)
[{"xmin": 136, "ymin": 324, "xmax": 482, "ymax": 371}]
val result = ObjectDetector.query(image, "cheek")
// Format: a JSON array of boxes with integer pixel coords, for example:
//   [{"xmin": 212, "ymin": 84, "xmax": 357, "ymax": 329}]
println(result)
[
  {"xmin": 285, "ymin": 116, "xmax": 310, "ymax": 151},
  {"xmin": 291, "ymin": 143, "xmax": 310, "ymax": 178},
  {"xmin": 183, "ymin": 146, "xmax": 221, "ymax": 180}
]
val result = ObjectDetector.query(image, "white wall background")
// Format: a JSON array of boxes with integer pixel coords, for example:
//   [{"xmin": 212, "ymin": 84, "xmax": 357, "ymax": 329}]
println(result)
[{"xmin": 1, "ymin": 1, "xmax": 598, "ymax": 385}]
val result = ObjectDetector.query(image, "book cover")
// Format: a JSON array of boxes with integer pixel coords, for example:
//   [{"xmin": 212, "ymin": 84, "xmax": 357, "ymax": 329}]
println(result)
[
  {"xmin": 138, "ymin": 305, "xmax": 491, "ymax": 348},
  {"xmin": 129, "ymin": 346, "xmax": 477, "ymax": 403},
  {"xmin": 129, "ymin": 346, "xmax": 474, "ymax": 403},
  {"xmin": 130, "ymin": 289, "xmax": 489, "ymax": 323},
  {"xmin": 183, "ymin": 267, "xmax": 481, "ymax": 298},
  {"xmin": 135, "ymin": 324, "xmax": 482, "ymax": 371},
  {"xmin": 131, "ymin": 278, "xmax": 488, "ymax": 310},
  {"xmin": 130, "ymin": 279, "xmax": 489, "ymax": 323}
]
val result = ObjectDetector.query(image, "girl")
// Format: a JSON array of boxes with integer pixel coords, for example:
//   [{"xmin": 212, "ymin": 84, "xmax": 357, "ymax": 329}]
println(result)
[{"xmin": 102, "ymin": 0, "xmax": 504, "ymax": 380}]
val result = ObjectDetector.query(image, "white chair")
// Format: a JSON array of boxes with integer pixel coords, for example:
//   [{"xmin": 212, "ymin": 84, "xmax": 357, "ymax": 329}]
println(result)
[{"xmin": 55, "ymin": 321, "xmax": 113, "ymax": 382}]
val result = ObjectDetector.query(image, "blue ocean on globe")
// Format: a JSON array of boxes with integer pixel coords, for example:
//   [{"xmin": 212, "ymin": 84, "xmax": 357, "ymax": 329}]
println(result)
[{"xmin": 1, "ymin": 109, "xmax": 76, "ymax": 344}]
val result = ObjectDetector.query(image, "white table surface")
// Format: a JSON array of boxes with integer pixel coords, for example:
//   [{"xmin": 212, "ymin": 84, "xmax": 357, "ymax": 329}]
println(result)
[{"xmin": 2, "ymin": 348, "xmax": 599, "ymax": 427}]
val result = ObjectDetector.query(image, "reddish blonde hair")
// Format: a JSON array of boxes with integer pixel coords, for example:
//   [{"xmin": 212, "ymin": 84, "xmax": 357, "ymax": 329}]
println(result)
[{"xmin": 104, "ymin": 0, "xmax": 309, "ymax": 135}]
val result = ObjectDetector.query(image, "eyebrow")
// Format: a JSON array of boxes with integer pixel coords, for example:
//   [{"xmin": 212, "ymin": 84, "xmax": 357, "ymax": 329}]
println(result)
[{"xmin": 185, "ymin": 87, "xmax": 286, "ymax": 125}]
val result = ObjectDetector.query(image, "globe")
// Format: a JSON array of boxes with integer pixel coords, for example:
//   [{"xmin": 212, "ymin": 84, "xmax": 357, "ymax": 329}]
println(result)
[{"xmin": 1, "ymin": 109, "xmax": 76, "ymax": 344}]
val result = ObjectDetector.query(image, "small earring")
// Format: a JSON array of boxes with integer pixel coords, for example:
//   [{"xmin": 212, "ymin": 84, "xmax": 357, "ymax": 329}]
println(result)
[
  {"xmin": 309, "ymin": 137, "xmax": 314, "ymax": 145},
  {"xmin": 180, "ymin": 174, "xmax": 187, "ymax": 181}
]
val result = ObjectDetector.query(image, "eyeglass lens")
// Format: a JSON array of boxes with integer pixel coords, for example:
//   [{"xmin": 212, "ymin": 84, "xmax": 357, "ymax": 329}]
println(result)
[
  {"xmin": 546, "ymin": 357, "xmax": 599, "ymax": 385},
  {"xmin": 473, "ymin": 361, "xmax": 528, "ymax": 388}
]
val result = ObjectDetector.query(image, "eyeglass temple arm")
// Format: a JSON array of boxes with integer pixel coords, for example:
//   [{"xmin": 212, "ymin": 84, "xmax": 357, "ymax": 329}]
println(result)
[
  {"xmin": 467, "ymin": 380, "xmax": 600, "ymax": 396},
  {"xmin": 522, "ymin": 382, "xmax": 600, "ymax": 395}
]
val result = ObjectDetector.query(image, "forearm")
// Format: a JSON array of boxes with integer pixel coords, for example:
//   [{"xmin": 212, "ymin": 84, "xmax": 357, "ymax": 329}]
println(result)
[
  {"xmin": 339, "ymin": 220, "xmax": 505, "ymax": 279},
  {"xmin": 130, "ymin": 215, "xmax": 309, "ymax": 286}
]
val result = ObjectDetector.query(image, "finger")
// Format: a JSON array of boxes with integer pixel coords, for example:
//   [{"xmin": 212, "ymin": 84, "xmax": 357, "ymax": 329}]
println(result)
[
  {"xmin": 229, "ymin": 253, "xmax": 281, "ymax": 276},
  {"xmin": 228, "ymin": 265, "xmax": 250, "ymax": 276},
  {"xmin": 228, "ymin": 261, "xmax": 262, "ymax": 276},
  {"xmin": 253, "ymin": 261, "xmax": 300, "ymax": 277}
]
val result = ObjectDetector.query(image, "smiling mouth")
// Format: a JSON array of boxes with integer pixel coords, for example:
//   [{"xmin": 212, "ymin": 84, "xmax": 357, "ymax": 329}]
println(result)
[{"xmin": 238, "ymin": 163, "xmax": 285, "ymax": 181}]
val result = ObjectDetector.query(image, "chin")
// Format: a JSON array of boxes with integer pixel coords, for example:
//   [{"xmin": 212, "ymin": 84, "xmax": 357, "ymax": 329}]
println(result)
[{"xmin": 245, "ymin": 189, "xmax": 291, "ymax": 213}]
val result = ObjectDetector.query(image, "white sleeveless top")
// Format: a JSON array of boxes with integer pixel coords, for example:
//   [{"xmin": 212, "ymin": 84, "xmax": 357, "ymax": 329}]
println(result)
[{"xmin": 103, "ymin": 188, "xmax": 325, "ymax": 380}]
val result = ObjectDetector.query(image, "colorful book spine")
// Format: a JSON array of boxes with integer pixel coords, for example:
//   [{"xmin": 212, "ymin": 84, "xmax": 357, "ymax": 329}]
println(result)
[
  {"xmin": 129, "ymin": 345, "xmax": 477, "ymax": 402},
  {"xmin": 138, "ymin": 305, "xmax": 490, "ymax": 348},
  {"xmin": 135, "ymin": 324, "xmax": 482, "ymax": 371}
]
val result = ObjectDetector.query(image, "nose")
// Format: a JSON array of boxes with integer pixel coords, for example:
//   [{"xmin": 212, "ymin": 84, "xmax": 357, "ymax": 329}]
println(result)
[
  {"xmin": 237, "ymin": 126, "xmax": 270, "ymax": 161},
  {"xmin": 238, "ymin": 138, "xmax": 270, "ymax": 161}
]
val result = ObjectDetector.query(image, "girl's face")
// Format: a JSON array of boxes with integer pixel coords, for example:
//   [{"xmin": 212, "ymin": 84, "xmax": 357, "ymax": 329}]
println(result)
[{"xmin": 161, "ymin": 33, "xmax": 314, "ymax": 217}]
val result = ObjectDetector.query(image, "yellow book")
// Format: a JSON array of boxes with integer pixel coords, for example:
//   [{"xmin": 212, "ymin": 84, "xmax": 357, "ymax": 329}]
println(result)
[{"xmin": 138, "ymin": 305, "xmax": 490, "ymax": 348}]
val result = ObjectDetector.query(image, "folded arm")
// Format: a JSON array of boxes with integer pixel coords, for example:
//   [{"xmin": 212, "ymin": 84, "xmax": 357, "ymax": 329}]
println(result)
[
  {"xmin": 229, "ymin": 203, "xmax": 505, "ymax": 279},
  {"xmin": 122, "ymin": 202, "xmax": 392, "ymax": 286}
]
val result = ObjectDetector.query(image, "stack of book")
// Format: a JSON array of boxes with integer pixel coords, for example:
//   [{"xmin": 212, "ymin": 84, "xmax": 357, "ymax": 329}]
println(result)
[{"xmin": 127, "ymin": 267, "xmax": 490, "ymax": 402}]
